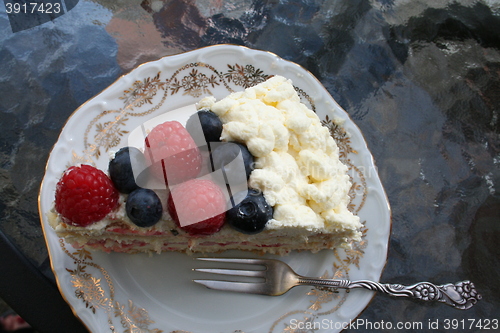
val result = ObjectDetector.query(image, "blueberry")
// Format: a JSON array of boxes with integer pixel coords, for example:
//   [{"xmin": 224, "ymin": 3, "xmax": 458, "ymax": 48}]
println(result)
[
  {"xmin": 126, "ymin": 188, "xmax": 163, "ymax": 227},
  {"xmin": 109, "ymin": 147, "xmax": 146, "ymax": 194},
  {"xmin": 226, "ymin": 189, "xmax": 273, "ymax": 234},
  {"xmin": 186, "ymin": 109, "xmax": 223, "ymax": 146},
  {"xmin": 211, "ymin": 142, "xmax": 254, "ymax": 181}
]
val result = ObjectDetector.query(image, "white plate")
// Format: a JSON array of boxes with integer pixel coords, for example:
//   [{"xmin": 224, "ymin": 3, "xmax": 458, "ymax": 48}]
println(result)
[{"xmin": 39, "ymin": 45, "xmax": 391, "ymax": 333}]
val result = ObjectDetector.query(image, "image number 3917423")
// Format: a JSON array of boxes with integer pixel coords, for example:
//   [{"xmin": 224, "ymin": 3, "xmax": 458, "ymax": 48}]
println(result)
[{"xmin": 3, "ymin": 0, "xmax": 79, "ymax": 33}]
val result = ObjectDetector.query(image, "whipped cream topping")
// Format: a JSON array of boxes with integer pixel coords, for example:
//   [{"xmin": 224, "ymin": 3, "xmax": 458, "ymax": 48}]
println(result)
[{"xmin": 198, "ymin": 76, "xmax": 361, "ymax": 236}]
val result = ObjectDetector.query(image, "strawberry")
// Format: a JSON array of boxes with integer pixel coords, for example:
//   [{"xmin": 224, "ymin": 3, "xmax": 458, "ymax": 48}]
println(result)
[
  {"xmin": 55, "ymin": 164, "xmax": 119, "ymax": 227},
  {"xmin": 144, "ymin": 121, "xmax": 202, "ymax": 186},
  {"xmin": 167, "ymin": 179, "xmax": 226, "ymax": 235}
]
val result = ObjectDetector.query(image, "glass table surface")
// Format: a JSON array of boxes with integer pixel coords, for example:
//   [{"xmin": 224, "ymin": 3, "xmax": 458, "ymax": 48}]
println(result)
[{"xmin": 0, "ymin": 0, "xmax": 499, "ymax": 332}]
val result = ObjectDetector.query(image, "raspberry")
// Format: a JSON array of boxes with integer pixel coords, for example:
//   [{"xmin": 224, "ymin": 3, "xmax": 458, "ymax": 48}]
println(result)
[
  {"xmin": 55, "ymin": 164, "xmax": 119, "ymax": 227},
  {"xmin": 144, "ymin": 121, "xmax": 202, "ymax": 186},
  {"xmin": 167, "ymin": 179, "xmax": 226, "ymax": 235}
]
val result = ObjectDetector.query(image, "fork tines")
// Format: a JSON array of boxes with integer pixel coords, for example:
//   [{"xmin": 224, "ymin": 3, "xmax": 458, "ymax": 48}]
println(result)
[
  {"xmin": 195, "ymin": 267, "xmax": 265, "ymax": 278},
  {"xmin": 193, "ymin": 257, "xmax": 266, "ymax": 277},
  {"xmin": 193, "ymin": 257, "xmax": 268, "ymax": 294}
]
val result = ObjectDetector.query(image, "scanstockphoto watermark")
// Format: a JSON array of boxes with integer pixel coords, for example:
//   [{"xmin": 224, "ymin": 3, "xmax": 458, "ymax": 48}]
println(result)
[
  {"xmin": 289, "ymin": 318, "xmax": 499, "ymax": 331},
  {"xmin": 289, "ymin": 318, "xmax": 425, "ymax": 331}
]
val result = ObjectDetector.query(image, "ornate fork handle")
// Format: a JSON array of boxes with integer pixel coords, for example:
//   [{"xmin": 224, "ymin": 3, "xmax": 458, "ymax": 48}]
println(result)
[{"xmin": 298, "ymin": 278, "xmax": 481, "ymax": 310}]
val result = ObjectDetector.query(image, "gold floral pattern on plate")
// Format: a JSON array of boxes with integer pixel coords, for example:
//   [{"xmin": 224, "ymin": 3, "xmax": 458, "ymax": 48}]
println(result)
[{"xmin": 61, "ymin": 240, "xmax": 163, "ymax": 333}]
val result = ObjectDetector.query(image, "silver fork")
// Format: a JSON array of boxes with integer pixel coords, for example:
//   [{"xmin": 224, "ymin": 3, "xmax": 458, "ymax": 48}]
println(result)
[{"xmin": 193, "ymin": 258, "xmax": 481, "ymax": 310}]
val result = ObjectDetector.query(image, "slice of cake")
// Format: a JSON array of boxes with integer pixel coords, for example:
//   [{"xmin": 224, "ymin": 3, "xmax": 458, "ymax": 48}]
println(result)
[{"xmin": 48, "ymin": 76, "xmax": 361, "ymax": 255}]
